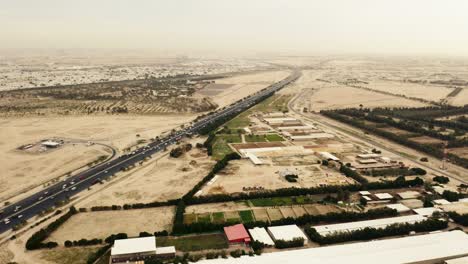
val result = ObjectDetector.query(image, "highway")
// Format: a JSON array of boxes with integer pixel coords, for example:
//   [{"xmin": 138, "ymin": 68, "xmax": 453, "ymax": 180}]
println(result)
[{"xmin": 0, "ymin": 70, "xmax": 301, "ymax": 235}]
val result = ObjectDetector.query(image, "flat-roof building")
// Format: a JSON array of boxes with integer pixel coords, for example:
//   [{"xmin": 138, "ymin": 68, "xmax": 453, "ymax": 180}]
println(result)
[
  {"xmin": 375, "ymin": 193, "xmax": 393, "ymax": 200},
  {"xmin": 224, "ymin": 224, "xmax": 251, "ymax": 244},
  {"xmin": 386, "ymin": 203, "xmax": 411, "ymax": 213},
  {"xmin": 196, "ymin": 231, "xmax": 468, "ymax": 264},
  {"xmin": 111, "ymin": 237, "xmax": 157, "ymax": 263},
  {"xmin": 397, "ymin": 190, "xmax": 421, "ymax": 200},
  {"xmin": 413, "ymin": 207, "xmax": 442, "ymax": 217},
  {"xmin": 312, "ymin": 215, "xmax": 426, "ymax": 236},
  {"xmin": 318, "ymin": 152, "xmax": 340, "ymax": 161},
  {"xmin": 248, "ymin": 227, "xmax": 275, "ymax": 246},
  {"xmin": 267, "ymin": 225, "xmax": 308, "ymax": 244},
  {"xmin": 290, "ymin": 133, "xmax": 334, "ymax": 141}
]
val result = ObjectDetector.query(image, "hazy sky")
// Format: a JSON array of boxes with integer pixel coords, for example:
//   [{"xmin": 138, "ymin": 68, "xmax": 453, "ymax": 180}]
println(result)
[{"xmin": 1, "ymin": 0, "xmax": 468, "ymax": 56}]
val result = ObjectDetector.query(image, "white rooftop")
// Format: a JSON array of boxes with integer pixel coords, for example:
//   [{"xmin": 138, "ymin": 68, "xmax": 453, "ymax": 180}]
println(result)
[
  {"xmin": 318, "ymin": 152, "xmax": 340, "ymax": 161},
  {"xmin": 445, "ymin": 256, "xmax": 468, "ymax": 264},
  {"xmin": 111, "ymin": 236, "xmax": 157, "ymax": 256},
  {"xmin": 312, "ymin": 215, "xmax": 426, "ymax": 236},
  {"xmin": 249, "ymin": 227, "xmax": 275, "ymax": 246},
  {"xmin": 433, "ymin": 199, "xmax": 451, "ymax": 205},
  {"xmin": 386, "ymin": 203, "xmax": 411, "ymax": 213},
  {"xmin": 397, "ymin": 191, "xmax": 421, "ymax": 200},
  {"xmin": 267, "ymin": 225, "xmax": 308, "ymax": 243},
  {"xmin": 156, "ymin": 246, "xmax": 176, "ymax": 255},
  {"xmin": 375, "ymin": 193, "xmax": 393, "ymax": 200},
  {"xmin": 413, "ymin": 207, "xmax": 442, "ymax": 217},
  {"xmin": 197, "ymin": 231, "xmax": 468, "ymax": 264},
  {"xmin": 359, "ymin": 191, "xmax": 371, "ymax": 195}
]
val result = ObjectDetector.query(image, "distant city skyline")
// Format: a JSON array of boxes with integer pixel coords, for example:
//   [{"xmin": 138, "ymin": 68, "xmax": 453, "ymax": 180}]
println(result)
[{"xmin": 1, "ymin": 0, "xmax": 468, "ymax": 56}]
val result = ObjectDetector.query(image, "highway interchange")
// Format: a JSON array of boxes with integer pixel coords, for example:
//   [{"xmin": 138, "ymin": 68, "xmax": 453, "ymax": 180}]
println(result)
[{"xmin": 0, "ymin": 70, "xmax": 301, "ymax": 235}]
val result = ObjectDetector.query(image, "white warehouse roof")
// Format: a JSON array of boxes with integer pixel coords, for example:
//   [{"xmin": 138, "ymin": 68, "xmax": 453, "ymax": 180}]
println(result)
[
  {"xmin": 267, "ymin": 225, "xmax": 308, "ymax": 243},
  {"xmin": 386, "ymin": 203, "xmax": 411, "ymax": 213},
  {"xmin": 196, "ymin": 231, "xmax": 468, "ymax": 264},
  {"xmin": 413, "ymin": 207, "xmax": 442, "ymax": 217},
  {"xmin": 156, "ymin": 246, "xmax": 176, "ymax": 255},
  {"xmin": 111, "ymin": 236, "xmax": 156, "ymax": 256},
  {"xmin": 312, "ymin": 215, "xmax": 426, "ymax": 236},
  {"xmin": 445, "ymin": 256, "xmax": 468, "ymax": 264},
  {"xmin": 375, "ymin": 193, "xmax": 393, "ymax": 200},
  {"xmin": 249, "ymin": 227, "xmax": 275, "ymax": 246},
  {"xmin": 397, "ymin": 191, "xmax": 421, "ymax": 200},
  {"xmin": 318, "ymin": 152, "xmax": 340, "ymax": 161},
  {"xmin": 291, "ymin": 133, "xmax": 334, "ymax": 140}
]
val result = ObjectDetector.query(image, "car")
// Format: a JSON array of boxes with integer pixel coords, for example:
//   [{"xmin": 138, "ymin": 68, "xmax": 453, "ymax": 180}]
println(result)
[
  {"xmin": 4, "ymin": 219, "xmax": 10, "ymax": 224},
  {"xmin": 44, "ymin": 191, "xmax": 49, "ymax": 195},
  {"xmin": 38, "ymin": 196, "xmax": 43, "ymax": 200},
  {"xmin": 62, "ymin": 184, "xmax": 67, "ymax": 189},
  {"xmin": 18, "ymin": 215, "xmax": 23, "ymax": 219},
  {"xmin": 70, "ymin": 181, "xmax": 75, "ymax": 185},
  {"xmin": 104, "ymin": 170, "xmax": 108, "ymax": 173},
  {"xmin": 71, "ymin": 187, "xmax": 76, "ymax": 191}
]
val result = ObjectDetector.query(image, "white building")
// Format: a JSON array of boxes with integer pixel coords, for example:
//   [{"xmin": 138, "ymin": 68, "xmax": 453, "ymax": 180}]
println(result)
[
  {"xmin": 375, "ymin": 193, "xmax": 393, "ymax": 200},
  {"xmin": 386, "ymin": 203, "xmax": 411, "ymax": 213},
  {"xmin": 413, "ymin": 207, "xmax": 443, "ymax": 217},
  {"xmin": 249, "ymin": 227, "xmax": 275, "ymax": 246},
  {"xmin": 267, "ymin": 225, "xmax": 308, "ymax": 243},
  {"xmin": 111, "ymin": 237, "xmax": 157, "ymax": 263},
  {"xmin": 318, "ymin": 152, "xmax": 340, "ymax": 161},
  {"xmin": 197, "ymin": 231, "xmax": 468, "ymax": 264},
  {"xmin": 290, "ymin": 133, "xmax": 334, "ymax": 141},
  {"xmin": 397, "ymin": 191, "xmax": 421, "ymax": 200},
  {"xmin": 312, "ymin": 215, "xmax": 426, "ymax": 236}
]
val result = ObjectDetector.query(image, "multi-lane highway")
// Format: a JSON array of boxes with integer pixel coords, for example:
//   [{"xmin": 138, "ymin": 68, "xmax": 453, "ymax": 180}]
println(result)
[{"xmin": 0, "ymin": 70, "xmax": 301, "ymax": 234}]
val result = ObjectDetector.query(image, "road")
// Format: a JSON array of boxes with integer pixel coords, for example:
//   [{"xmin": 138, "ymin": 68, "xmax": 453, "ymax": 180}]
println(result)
[
  {"xmin": 288, "ymin": 88, "xmax": 468, "ymax": 185},
  {"xmin": 0, "ymin": 70, "xmax": 301, "ymax": 234}
]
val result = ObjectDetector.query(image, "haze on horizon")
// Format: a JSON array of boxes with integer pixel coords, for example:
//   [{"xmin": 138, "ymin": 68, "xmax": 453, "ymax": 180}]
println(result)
[{"xmin": 1, "ymin": 0, "xmax": 468, "ymax": 57}]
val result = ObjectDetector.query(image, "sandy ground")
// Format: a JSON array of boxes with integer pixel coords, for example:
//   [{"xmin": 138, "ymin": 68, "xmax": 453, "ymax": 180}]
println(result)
[
  {"xmin": 451, "ymin": 89, "xmax": 468, "ymax": 106},
  {"xmin": 366, "ymin": 80, "xmax": 453, "ymax": 102},
  {"xmin": 77, "ymin": 145, "xmax": 215, "ymax": 207},
  {"xmin": 206, "ymin": 70, "xmax": 290, "ymax": 108},
  {"xmin": 0, "ymin": 115, "xmax": 193, "ymax": 204},
  {"xmin": 201, "ymin": 159, "xmax": 354, "ymax": 195},
  {"xmin": 47, "ymin": 207, "xmax": 175, "ymax": 244}
]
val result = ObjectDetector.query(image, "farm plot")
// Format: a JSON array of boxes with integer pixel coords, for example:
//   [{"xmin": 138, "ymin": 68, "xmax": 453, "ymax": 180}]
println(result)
[
  {"xmin": 157, "ymin": 234, "xmax": 228, "ymax": 252},
  {"xmin": 47, "ymin": 207, "xmax": 175, "ymax": 244}
]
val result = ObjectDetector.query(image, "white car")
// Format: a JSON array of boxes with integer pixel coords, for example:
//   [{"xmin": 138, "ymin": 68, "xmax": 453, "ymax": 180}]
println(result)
[{"xmin": 71, "ymin": 187, "xmax": 76, "ymax": 191}]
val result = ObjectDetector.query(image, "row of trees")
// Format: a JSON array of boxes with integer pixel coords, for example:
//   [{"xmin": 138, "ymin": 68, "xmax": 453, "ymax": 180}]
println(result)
[
  {"xmin": 305, "ymin": 218, "xmax": 448, "ymax": 245},
  {"xmin": 26, "ymin": 207, "xmax": 78, "ymax": 250},
  {"xmin": 447, "ymin": 212, "xmax": 468, "ymax": 226},
  {"xmin": 274, "ymin": 238, "xmax": 305, "ymax": 249},
  {"xmin": 187, "ymin": 176, "xmax": 424, "ymax": 207}
]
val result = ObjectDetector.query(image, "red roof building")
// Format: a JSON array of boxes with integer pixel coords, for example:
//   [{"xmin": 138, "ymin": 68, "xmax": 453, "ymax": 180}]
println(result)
[{"xmin": 224, "ymin": 224, "xmax": 251, "ymax": 244}]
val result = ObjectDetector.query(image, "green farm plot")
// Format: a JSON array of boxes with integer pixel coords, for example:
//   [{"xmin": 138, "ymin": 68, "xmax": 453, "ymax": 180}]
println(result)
[
  {"xmin": 265, "ymin": 133, "xmax": 285, "ymax": 142},
  {"xmin": 196, "ymin": 213, "xmax": 212, "ymax": 224},
  {"xmin": 239, "ymin": 210, "xmax": 255, "ymax": 223},
  {"xmin": 212, "ymin": 212, "xmax": 225, "ymax": 224},
  {"xmin": 245, "ymin": 134, "xmax": 268, "ymax": 142},
  {"xmin": 251, "ymin": 197, "xmax": 294, "ymax": 207},
  {"xmin": 157, "ymin": 234, "xmax": 228, "ymax": 252}
]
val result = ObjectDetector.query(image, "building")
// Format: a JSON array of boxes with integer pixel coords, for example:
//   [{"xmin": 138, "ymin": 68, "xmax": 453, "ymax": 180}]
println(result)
[
  {"xmin": 318, "ymin": 152, "xmax": 340, "ymax": 161},
  {"xmin": 357, "ymin": 154, "xmax": 381, "ymax": 159},
  {"xmin": 434, "ymin": 199, "xmax": 451, "ymax": 205},
  {"xmin": 111, "ymin": 237, "xmax": 157, "ymax": 263},
  {"xmin": 413, "ymin": 207, "xmax": 442, "ymax": 217},
  {"xmin": 224, "ymin": 224, "xmax": 251, "ymax": 244},
  {"xmin": 248, "ymin": 227, "xmax": 275, "ymax": 246},
  {"xmin": 41, "ymin": 140, "xmax": 61, "ymax": 148},
  {"xmin": 290, "ymin": 133, "xmax": 334, "ymax": 141},
  {"xmin": 397, "ymin": 191, "xmax": 421, "ymax": 200},
  {"xmin": 196, "ymin": 231, "xmax": 468, "ymax": 264},
  {"xmin": 445, "ymin": 256, "xmax": 468, "ymax": 264},
  {"xmin": 155, "ymin": 246, "xmax": 176, "ymax": 259},
  {"xmin": 374, "ymin": 193, "xmax": 393, "ymax": 200},
  {"xmin": 312, "ymin": 215, "xmax": 426, "ymax": 236},
  {"xmin": 357, "ymin": 159, "xmax": 378, "ymax": 164},
  {"xmin": 386, "ymin": 203, "xmax": 411, "ymax": 213},
  {"xmin": 267, "ymin": 225, "xmax": 308, "ymax": 243}
]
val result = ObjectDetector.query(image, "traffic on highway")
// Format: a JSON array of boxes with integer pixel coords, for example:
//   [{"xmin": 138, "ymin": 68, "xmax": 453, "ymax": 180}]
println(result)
[{"xmin": 0, "ymin": 70, "xmax": 301, "ymax": 234}]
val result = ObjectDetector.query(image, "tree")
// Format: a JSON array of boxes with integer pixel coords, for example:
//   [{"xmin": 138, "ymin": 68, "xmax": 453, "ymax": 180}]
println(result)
[{"xmin": 360, "ymin": 196, "xmax": 368, "ymax": 206}]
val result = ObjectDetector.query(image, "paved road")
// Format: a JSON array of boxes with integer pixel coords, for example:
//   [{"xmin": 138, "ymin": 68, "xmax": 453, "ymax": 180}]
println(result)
[
  {"xmin": 0, "ymin": 70, "xmax": 301, "ymax": 234},
  {"xmin": 288, "ymin": 88, "xmax": 468, "ymax": 185}
]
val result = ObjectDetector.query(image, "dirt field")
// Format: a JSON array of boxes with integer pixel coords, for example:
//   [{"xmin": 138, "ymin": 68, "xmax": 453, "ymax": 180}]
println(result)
[
  {"xmin": 47, "ymin": 207, "xmax": 175, "ymax": 244},
  {"xmin": 366, "ymin": 80, "xmax": 453, "ymax": 103},
  {"xmin": 306, "ymin": 85, "xmax": 428, "ymax": 111},
  {"xmin": 448, "ymin": 147, "xmax": 468, "ymax": 159},
  {"xmin": 448, "ymin": 89, "xmax": 468, "ymax": 106},
  {"xmin": 409, "ymin": 136, "xmax": 446, "ymax": 145},
  {"xmin": 77, "ymin": 145, "xmax": 215, "ymax": 207},
  {"xmin": 206, "ymin": 71, "xmax": 290, "ymax": 108},
  {"xmin": 0, "ymin": 115, "xmax": 193, "ymax": 203},
  {"xmin": 201, "ymin": 159, "xmax": 354, "ymax": 195}
]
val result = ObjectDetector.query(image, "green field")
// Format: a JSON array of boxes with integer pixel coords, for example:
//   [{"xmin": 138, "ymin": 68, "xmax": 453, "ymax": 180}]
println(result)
[
  {"xmin": 265, "ymin": 133, "xmax": 285, "ymax": 142},
  {"xmin": 245, "ymin": 134, "xmax": 268, "ymax": 142},
  {"xmin": 211, "ymin": 134, "xmax": 242, "ymax": 159},
  {"xmin": 197, "ymin": 213, "xmax": 212, "ymax": 223},
  {"xmin": 183, "ymin": 213, "xmax": 197, "ymax": 225},
  {"xmin": 239, "ymin": 210, "xmax": 255, "ymax": 223},
  {"xmin": 212, "ymin": 212, "xmax": 225, "ymax": 224},
  {"xmin": 250, "ymin": 196, "xmax": 318, "ymax": 207},
  {"xmin": 157, "ymin": 234, "xmax": 228, "ymax": 252}
]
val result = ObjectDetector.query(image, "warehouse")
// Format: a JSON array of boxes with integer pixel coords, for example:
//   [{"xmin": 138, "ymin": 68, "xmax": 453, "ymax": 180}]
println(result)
[
  {"xmin": 318, "ymin": 152, "xmax": 340, "ymax": 161},
  {"xmin": 397, "ymin": 191, "xmax": 421, "ymax": 200},
  {"xmin": 248, "ymin": 227, "xmax": 275, "ymax": 246},
  {"xmin": 110, "ymin": 236, "xmax": 157, "ymax": 263},
  {"xmin": 290, "ymin": 133, "xmax": 334, "ymax": 141},
  {"xmin": 386, "ymin": 203, "xmax": 411, "ymax": 213},
  {"xmin": 311, "ymin": 215, "xmax": 426, "ymax": 236},
  {"xmin": 196, "ymin": 231, "xmax": 468, "ymax": 264},
  {"xmin": 267, "ymin": 225, "xmax": 308, "ymax": 243},
  {"xmin": 224, "ymin": 224, "xmax": 251, "ymax": 244}
]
